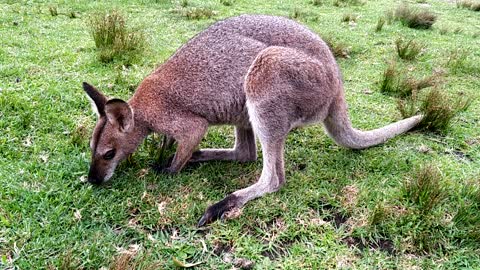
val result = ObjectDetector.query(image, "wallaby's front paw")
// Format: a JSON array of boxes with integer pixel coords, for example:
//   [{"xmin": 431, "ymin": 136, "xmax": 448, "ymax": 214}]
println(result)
[
  {"xmin": 151, "ymin": 163, "xmax": 176, "ymax": 175},
  {"xmin": 151, "ymin": 155, "xmax": 175, "ymax": 174},
  {"xmin": 197, "ymin": 194, "xmax": 241, "ymax": 227}
]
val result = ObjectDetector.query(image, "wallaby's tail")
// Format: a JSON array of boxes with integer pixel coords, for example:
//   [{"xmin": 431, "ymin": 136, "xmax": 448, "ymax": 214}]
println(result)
[{"xmin": 323, "ymin": 95, "xmax": 422, "ymax": 150}]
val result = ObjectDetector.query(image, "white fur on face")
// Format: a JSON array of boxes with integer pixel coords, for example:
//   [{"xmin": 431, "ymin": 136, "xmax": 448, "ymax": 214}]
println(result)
[{"xmin": 102, "ymin": 161, "xmax": 118, "ymax": 182}]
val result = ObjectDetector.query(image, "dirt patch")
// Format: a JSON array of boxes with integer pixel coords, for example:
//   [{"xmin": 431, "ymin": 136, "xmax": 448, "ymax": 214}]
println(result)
[
  {"xmin": 213, "ymin": 240, "xmax": 234, "ymax": 256},
  {"xmin": 445, "ymin": 149, "xmax": 473, "ymax": 162},
  {"xmin": 342, "ymin": 236, "xmax": 395, "ymax": 255}
]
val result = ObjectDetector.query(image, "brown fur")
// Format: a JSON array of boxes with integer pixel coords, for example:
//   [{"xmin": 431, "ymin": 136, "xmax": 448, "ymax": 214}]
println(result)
[{"xmin": 83, "ymin": 15, "xmax": 421, "ymax": 225}]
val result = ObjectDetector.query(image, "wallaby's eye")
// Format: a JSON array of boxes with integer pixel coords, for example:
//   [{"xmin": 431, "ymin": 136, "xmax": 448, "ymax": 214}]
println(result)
[{"xmin": 103, "ymin": 149, "xmax": 116, "ymax": 160}]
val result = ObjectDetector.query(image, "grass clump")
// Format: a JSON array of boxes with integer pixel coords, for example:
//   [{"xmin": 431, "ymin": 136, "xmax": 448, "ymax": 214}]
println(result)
[
  {"xmin": 311, "ymin": 0, "xmax": 323, "ymax": 6},
  {"xmin": 220, "ymin": 0, "xmax": 235, "ymax": 6},
  {"xmin": 457, "ymin": 0, "xmax": 480, "ymax": 11},
  {"xmin": 395, "ymin": 38, "xmax": 424, "ymax": 61},
  {"xmin": 49, "ymin": 6, "xmax": 58, "ymax": 16},
  {"xmin": 323, "ymin": 36, "xmax": 350, "ymax": 58},
  {"xmin": 379, "ymin": 62, "xmax": 437, "ymax": 97},
  {"xmin": 379, "ymin": 62, "xmax": 398, "ymax": 94},
  {"xmin": 375, "ymin": 17, "xmax": 385, "ymax": 32},
  {"xmin": 446, "ymin": 49, "xmax": 479, "ymax": 75},
  {"xmin": 333, "ymin": 0, "xmax": 364, "ymax": 7},
  {"xmin": 173, "ymin": 6, "xmax": 216, "ymax": 20},
  {"xmin": 364, "ymin": 165, "xmax": 448, "ymax": 253},
  {"xmin": 341, "ymin": 13, "xmax": 358, "ymax": 23},
  {"xmin": 289, "ymin": 8, "xmax": 319, "ymax": 21},
  {"xmin": 394, "ymin": 4, "xmax": 437, "ymax": 29},
  {"xmin": 453, "ymin": 182, "xmax": 480, "ymax": 242},
  {"xmin": 402, "ymin": 165, "xmax": 444, "ymax": 214},
  {"xmin": 398, "ymin": 89, "xmax": 472, "ymax": 131},
  {"xmin": 88, "ymin": 10, "xmax": 146, "ymax": 64}
]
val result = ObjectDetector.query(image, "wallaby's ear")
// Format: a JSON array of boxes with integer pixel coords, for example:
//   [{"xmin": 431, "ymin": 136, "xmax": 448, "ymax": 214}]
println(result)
[
  {"xmin": 105, "ymin": 99, "xmax": 134, "ymax": 133},
  {"xmin": 83, "ymin": 82, "xmax": 108, "ymax": 117}
]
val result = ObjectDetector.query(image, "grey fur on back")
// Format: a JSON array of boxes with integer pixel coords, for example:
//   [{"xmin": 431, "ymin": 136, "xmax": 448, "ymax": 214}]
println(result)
[{"xmin": 133, "ymin": 15, "xmax": 337, "ymax": 127}]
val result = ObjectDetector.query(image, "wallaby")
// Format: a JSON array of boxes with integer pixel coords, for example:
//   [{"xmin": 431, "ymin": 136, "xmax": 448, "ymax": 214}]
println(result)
[{"xmin": 83, "ymin": 15, "xmax": 422, "ymax": 226}]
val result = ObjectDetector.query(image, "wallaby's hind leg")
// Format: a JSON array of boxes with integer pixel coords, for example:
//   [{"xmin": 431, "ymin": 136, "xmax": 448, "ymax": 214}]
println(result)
[
  {"xmin": 197, "ymin": 134, "xmax": 286, "ymax": 226},
  {"xmin": 198, "ymin": 101, "xmax": 288, "ymax": 226},
  {"xmin": 189, "ymin": 126, "xmax": 257, "ymax": 163}
]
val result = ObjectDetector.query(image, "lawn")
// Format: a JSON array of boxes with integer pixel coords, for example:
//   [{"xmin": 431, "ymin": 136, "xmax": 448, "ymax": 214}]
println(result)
[{"xmin": 1, "ymin": 0, "xmax": 479, "ymax": 269}]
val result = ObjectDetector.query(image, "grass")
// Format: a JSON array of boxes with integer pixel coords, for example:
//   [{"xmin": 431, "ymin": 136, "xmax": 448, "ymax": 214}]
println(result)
[
  {"xmin": 394, "ymin": 3, "xmax": 437, "ymax": 29},
  {"xmin": 323, "ymin": 36, "xmax": 350, "ymax": 58},
  {"xmin": 375, "ymin": 17, "xmax": 385, "ymax": 32},
  {"xmin": 88, "ymin": 10, "xmax": 146, "ymax": 64},
  {"xmin": 398, "ymin": 89, "xmax": 473, "ymax": 132},
  {"xmin": 456, "ymin": 0, "xmax": 480, "ymax": 11},
  {"xmin": 1, "ymin": 0, "xmax": 479, "ymax": 269},
  {"xmin": 341, "ymin": 13, "xmax": 358, "ymax": 23},
  {"xmin": 395, "ymin": 37, "xmax": 424, "ymax": 60},
  {"xmin": 379, "ymin": 61, "xmax": 437, "ymax": 97}
]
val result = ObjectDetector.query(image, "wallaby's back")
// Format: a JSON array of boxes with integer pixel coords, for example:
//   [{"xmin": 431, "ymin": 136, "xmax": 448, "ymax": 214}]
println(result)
[{"xmin": 134, "ymin": 15, "xmax": 339, "ymax": 126}]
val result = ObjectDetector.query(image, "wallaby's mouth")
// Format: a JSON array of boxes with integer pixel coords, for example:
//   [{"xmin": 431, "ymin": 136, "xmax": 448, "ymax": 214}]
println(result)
[{"xmin": 87, "ymin": 176, "xmax": 103, "ymax": 185}]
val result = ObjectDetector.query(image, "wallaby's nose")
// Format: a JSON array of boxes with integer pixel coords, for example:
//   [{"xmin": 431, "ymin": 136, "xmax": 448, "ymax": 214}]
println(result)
[{"xmin": 87, "ymin": 176, "xmax": 103, "ymax": 185}]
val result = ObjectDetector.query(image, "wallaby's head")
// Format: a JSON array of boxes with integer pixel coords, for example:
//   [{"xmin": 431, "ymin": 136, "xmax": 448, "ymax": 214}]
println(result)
[{"xmin": 83, "ymin": 82, "xmax": 138, "ymax": 185}]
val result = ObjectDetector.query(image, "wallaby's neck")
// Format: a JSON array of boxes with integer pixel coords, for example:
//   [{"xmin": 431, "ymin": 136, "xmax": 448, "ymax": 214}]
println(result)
[{"xmin": 129, "ymin": 100, "xmax": 152, "ymax": 143}]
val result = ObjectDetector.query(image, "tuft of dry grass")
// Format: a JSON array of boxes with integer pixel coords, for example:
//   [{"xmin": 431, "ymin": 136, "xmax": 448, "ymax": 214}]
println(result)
[
  {"xmin": 379, "ymin": 62, "xmax": 438, "ymax": 98},
  {"xmin": 341, "ymin": 13, "xmax": 358, "ymax": 23},
  {"xmin": 173, "ymin": 6, "xmax": 216, "ymax": 20},
  {"xmin": 395, "ymin": 38, "xmax": 424, "ymax": 61},
  {"xmin": 379, "ymin": 61, "xmax": 398, "ymax": 94},
  {"xmin": 394, "ymin": 4, "xmax": 437, "ymax": 29},
  {"xmin": 375, "ymin": 17, "xmax": 385, "ymax": 32},
  {"xmin": 180, "ymin": 0, "xmax": 189, "ymax": 7},
  {"xmin": 457, "ymin": 0, "xmax": 480, "ymax": 11},
  {"xmin": 323, "ymin": 36, "xmax": 350, "ymax": 58},
  {"xmin": 49, "ymin": 6, "xmax": 58, "ymax": 16},
  {"xmin": 289, "ymin": 8, "xmax": 319, "ymax": 21},
  {"xmin": 220, "ymin": 0, "xmax": 235, "ymax": 6},
  {"xmin": 110, "ymin": 253, "xmax": 136, "ymax": 270},
  {"xmin": 88, "ymin": 10, "xmax": 146, "ymax": 64},
  {"xmin": 333, "ymin": 0, "xmax": 364, "ymax": 7},
  {"xmin": 398, "ymin": 89, "xmax": 473, "ymax": 131},
  {"xmin": 68, "ymin": 11, "xmax": 78, "ymax": 19}
]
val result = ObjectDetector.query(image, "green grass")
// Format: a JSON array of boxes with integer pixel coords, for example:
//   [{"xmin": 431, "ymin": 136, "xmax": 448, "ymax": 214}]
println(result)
[{"xmin": 1, "ymin": 0, "xmax": 479, "ymax": 269}]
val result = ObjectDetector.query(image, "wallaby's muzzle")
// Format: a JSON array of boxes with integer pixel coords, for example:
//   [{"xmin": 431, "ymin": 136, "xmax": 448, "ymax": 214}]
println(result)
[{"xmin": 87, "ymin": 164, "xmax": 105, "ymax": 185}]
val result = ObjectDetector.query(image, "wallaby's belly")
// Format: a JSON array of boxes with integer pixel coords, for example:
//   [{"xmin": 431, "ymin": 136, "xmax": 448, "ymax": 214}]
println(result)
[{"xmin": 161, "ymin": 15, "xmax": 336, "ymax": 127}]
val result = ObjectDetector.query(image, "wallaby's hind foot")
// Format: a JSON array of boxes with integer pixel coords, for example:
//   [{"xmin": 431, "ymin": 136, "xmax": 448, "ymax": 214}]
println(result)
[{"xmin": 198, "ymin": 137, "xmax": 286, "ymax": 226}]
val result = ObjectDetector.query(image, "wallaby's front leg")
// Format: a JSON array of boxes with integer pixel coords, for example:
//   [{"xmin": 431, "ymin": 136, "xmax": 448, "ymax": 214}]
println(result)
[
  {"xmin": 197, "ymin": 137, "xmax": 285, "ymax": 226},
  {"xmin": 154, "ymin": 117, "xmax": 208, "ymax": 174},
  {"xmin": 189, "ymin": 126, "xmax": 257, "ymax": 163}
]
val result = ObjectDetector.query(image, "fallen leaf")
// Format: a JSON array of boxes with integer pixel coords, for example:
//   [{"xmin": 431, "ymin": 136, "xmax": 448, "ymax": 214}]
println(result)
[
  {"xmin": 172, "ymin": 257, "xmax": 203, "ymax": 268},
  {"xmin": 233, "ymin": 257, "xmax": 255, "ymax": 269},
  {"xmin": 157, "ymin": 201, "xmax": 167, "ymax": 215},
  {"xmin": 116, "ymin": 244, "xmax": 141, "ymax": 256},
  {"xmin": 39, "ymin": 153, "xmax": 49, "ymax": 163},
  {"xmin": 73, "ymin": 209, "xmax": 82, "ymax": 221}
]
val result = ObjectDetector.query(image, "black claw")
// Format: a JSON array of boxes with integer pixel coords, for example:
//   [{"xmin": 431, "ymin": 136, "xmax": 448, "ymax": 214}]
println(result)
[
  {"xmin": 197, "ymin": 194, "xmax": 238, "ymax": 227},
  {"xmin": 151, "ymin": 155, "xmax": 175, "ymax": 174}
]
